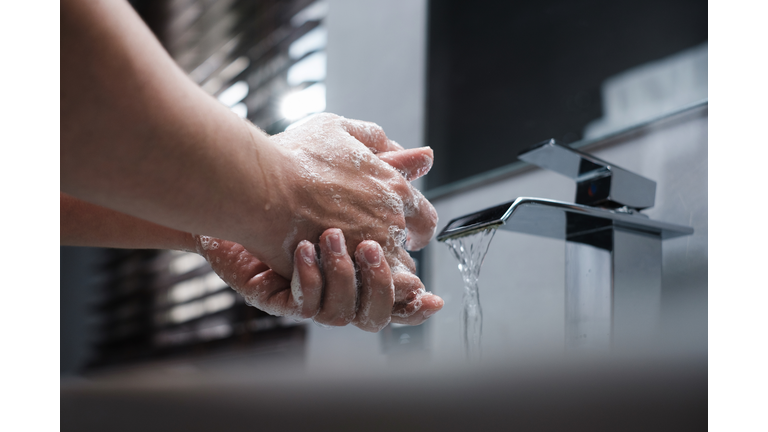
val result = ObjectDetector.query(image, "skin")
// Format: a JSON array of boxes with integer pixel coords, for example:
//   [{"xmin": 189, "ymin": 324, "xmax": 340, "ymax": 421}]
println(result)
[
  {"xmin": 60, "ymin": 0, "xmax": 443, "ymax": 330},
  {"xmin": 62, "ymin": 188, "xmax": 443, "ymax": 331}
]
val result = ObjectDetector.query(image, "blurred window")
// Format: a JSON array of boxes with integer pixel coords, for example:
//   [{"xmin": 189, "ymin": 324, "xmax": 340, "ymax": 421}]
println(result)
[
  {"xmin": 152, "ymin": 0, "xmax": 330, "ymax": 133},
  {"xmin": 85, "ymin": 0, "xmax": 327, "ymax": 370}
]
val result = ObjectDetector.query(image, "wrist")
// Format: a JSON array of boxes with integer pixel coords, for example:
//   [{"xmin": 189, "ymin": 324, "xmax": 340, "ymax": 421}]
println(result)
[
  {"xmin": 177, "ymin": 232, "xmax": 198, "ymax": 253},
  {"xmin": 233, "ymin": 121, "xmax": 296, "ymax": 255}
]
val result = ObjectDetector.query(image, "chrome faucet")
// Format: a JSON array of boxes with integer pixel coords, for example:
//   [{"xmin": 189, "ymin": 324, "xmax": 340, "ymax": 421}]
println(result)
[{"xmin": 437, "ymin": 139, "xmax": 693, "ymax": 351}]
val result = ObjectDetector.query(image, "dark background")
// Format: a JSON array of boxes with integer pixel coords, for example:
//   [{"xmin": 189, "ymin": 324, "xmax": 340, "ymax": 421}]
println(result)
[{"xmin": 424, "ymin": 0, "xmax": 707, "ymax": 190}]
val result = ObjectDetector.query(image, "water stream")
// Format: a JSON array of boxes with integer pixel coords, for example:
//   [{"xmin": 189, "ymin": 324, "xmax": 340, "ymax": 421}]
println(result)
[{"xmin": 444, "ymin": 227, "xmax": 498, "ymax": 361}]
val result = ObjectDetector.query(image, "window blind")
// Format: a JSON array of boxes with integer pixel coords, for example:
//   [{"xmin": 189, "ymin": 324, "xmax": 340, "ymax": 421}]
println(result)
[{"xmin": 87, "ymin": 0, "xmax": 328, "ymax": 370}]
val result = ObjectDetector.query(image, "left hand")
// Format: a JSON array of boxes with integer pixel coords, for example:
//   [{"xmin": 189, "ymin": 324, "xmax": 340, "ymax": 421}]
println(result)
[{"xmin": 194, "ymin": 228, "xmax": 443, "ymax": 332}]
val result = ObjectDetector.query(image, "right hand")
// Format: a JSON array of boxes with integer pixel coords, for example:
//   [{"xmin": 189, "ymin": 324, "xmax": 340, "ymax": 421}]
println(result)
[{"xmin": 239, "ymin": 114, "xmax": 440, "ymax": 324}]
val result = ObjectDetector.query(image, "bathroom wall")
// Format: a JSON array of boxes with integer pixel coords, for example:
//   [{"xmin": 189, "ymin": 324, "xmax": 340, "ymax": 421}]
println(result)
[{"xmin": 325, "ymin": 0, "xmax": 427, "ymax": 155}]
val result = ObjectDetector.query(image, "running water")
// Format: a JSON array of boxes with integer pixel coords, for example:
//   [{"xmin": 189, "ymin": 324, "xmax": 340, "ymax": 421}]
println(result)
[{"xmin": 444, "ymin": 227, "xmax": 498, "ymax": 361}]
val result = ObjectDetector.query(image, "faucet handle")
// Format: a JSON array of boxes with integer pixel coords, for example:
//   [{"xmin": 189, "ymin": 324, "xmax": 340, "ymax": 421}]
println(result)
[{"xmin": 518, "ymin": 139, "xmax": 656, "ymax": 210}]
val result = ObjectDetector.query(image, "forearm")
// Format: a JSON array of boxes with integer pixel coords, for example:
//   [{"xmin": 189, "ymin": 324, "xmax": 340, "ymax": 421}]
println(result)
[
  {"xmin": 61, "ymin": 193, "xmax": 196, "ymax": 251},
  {"xmin": 61, "ymin": 0, "xmax": 286, "ymax": 247}
]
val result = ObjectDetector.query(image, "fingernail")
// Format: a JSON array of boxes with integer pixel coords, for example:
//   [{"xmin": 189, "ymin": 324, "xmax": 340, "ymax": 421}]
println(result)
[
  {"xmin": 423, "ymin": 309, "xmax": 438, "ymax": 319},
  {"xmin": 300, "ymin": 242, "xmax": 315, "ymax": 265},
  {"xmin": 327, "ymin": 232, "xmax": 344, "ymax": 255},
  {"xmin": 362, "ymin": 243, "xmax": 381, "ymax": 267}
]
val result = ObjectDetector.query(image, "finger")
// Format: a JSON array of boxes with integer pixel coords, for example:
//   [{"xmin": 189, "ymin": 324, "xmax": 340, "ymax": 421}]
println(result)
[
  {"xmin": 353, "ymin": 241, "xmax": 395, "ymax": 333},
  {"xmin": 194, "ymin": 235, "xmax": 269, "ymax": 285},
  {"xmin": 377, "ymin": 147, "xmax": 434, "ymax": 181},
  {"xmin": 403, "ymin": 185, "xmax": 438, "ymax": 251},
  {"xmin": 391, "ymin": 282, "xmax": 425, "ymax": 319},
  {"xmin": 388, "ymin": 259, "xmax": 425, "ymax": 318},
  {"xmin": 381, "ymin": 180, "xmax": 438, "ymax": 252},
  {"xmin": 340, "ymin": 118, "xmax": 401, "ymax": 153},
  {"xmin": 293, "ymin": 240, "xmax": 323, "ymax": 319},
  {"xmin": 237, "ymin": 269, "xmax": 301, "ymax": 317},
  {"xmin": 195, "ymin": 235, "xmax": 311, "ymax": 319},
  {"xmin": 314, "ymin": 228, "xmax": 358, "ymax": 326},
  {"xmin": 385, "ymin": 253, "xmax": 442, "ymax": 324},
  {"xmin": 391, "ymin": 269, "xmax": 423, "ymax": 304},
  {"xmin": 391, "ymin": 292, "xmax": 444, "ymax": 326}
]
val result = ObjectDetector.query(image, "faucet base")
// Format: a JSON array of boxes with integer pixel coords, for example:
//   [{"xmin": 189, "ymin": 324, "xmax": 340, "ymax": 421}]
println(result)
[{"xmin": 566, "ymin": 226, "xmax": 662, "ymax": 351}]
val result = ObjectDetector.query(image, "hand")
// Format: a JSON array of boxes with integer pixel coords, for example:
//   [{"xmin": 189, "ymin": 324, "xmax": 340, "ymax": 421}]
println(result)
[
  {"xmin": 194, "ymin": 228, "xmax": 444, "ymax": 332},
  {"xmin": 248, "ymin": 113, "xmax": 438, "ymax": 284}
]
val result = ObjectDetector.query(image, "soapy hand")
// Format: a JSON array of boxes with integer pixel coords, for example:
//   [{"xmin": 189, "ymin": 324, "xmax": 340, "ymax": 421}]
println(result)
[
  {"xmin": 194, "ymin": 229, "xmax": 443, "ymax": 331},
  {"xmin": 239, "ymin": 113, "xmax": 439, "ymax": 325},
  {"xmin": 262, "ymin": 113, "xmax": 438, "ymax": 273},
  {"xmin": 60, "ymin": 0, "xmax": 442, "ymax": 330}
]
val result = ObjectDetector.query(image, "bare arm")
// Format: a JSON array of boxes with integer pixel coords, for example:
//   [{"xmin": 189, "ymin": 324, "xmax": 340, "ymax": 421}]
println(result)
[
  {"xmin": 61, "ymin": 0, "xmax": 438, "ymax": 277},
  {"xmin": 60, "ymin": 192, "xmax": 195, "ymax": 251},
  {"xmin": 61, "ymin": 0, "xmax": 280, "ymax": 251},
  {"xmin": 61, "ymin": 0, "xmax": 442, "ymax": 326},
  {"xmin": 60, "ymin": 192, "xmax": 442, "ymax": 331}
]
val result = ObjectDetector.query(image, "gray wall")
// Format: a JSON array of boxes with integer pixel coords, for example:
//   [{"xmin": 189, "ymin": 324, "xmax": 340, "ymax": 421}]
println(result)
[{"xmin": 325, "ymin": 0, "xmax": 427, "ymax": 153}]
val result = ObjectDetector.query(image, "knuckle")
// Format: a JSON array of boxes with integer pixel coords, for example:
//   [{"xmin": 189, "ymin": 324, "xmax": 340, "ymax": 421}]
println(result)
[
  {"xmin": 391, "ymin": 302, "xmax": 414, "ymax": 318},
  {"xmin": 318, "ymin": 112, "xmax": 337, "ymax": 122},
  {"xmin": 402, "ymin": 255, "xmax": 418, "ymax": 273},
  {"xmin": 362, "ymin": 321, "xmax": 388, "ymax": 333},
  {"xmin": 391, "ymin": 214, "xmax": 407, "ymax": 231},
  {"xmin": 355, "ymin": 314, "xmax": 390, "ymax": 333},
  {"xmin": 300, "ymin": 307, "xmax": 317, "ymax": 320},
  {"xmin": 329, "ymin": 314, "xmax": 354, "ymax": 327},
  {"xmin": 333, "ymin": 262, "xmax": 356, "ymax": 281},
  {"xmin": 371, "ymin": 128, "xmax": 386, "ymax": 144},
  {"xmin": 389, "ymin": 175, "xmax": 410, "ymax": 195}
]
